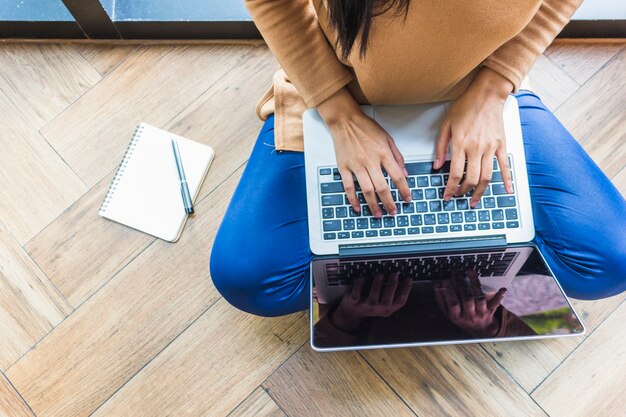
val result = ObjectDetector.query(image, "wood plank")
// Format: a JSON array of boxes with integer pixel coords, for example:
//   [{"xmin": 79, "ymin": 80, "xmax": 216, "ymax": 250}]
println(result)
[
  {"xmin": 74, "ymin": 44, "xmax": 141, "ymax": 76},
  {"xmin": 26, "ymin": 46, "xmax": 275, "ymax": 307},
  {"xmin": 555, "ymin": 49, "xmax": 626, "ymax": 178},
  {"xmin": 362, "ymin": 346, "xmax": 547, "ymax": 417},
  {"xmin": 7, "ymin": 168, "xmax": 242, "ymax": 417},
  {"xmin": 532, "ymin": 301, "xmax": 626, "ymax": 417},
  {"xmin": 229, "ymin": 387, "xmax": 286, "ymax": 417},
  {"xmin": 526, "ymin": 54, "xmax": 579, "ymax": 111},
  {"xmin": 0, "ymin": 43, "xmax": 101, "ymax": 129},
  {"xmin": 545, "ymin": 42, "xmax": 624, "ymax": 85},
  {"xmin": 264, "ymin": 345, "xmax": 415, "ymax": 417},
  {"xmin": 0, "ymin": 372, "xmax": 33, "ymax": 417},
  {"xmin": 482, "ymin": 292, "xmax": 625, "ymax": 392},
  {"xmin": 25, "ymin": 170, "xmax": 154, "ymax": 307},
  {"xmin": 92, "ymin": 300, "xmax": 307, "ymax": 417},
  {"xmin": 41, "ymin": 44, "xmax": 257, "ymax": 187},
  {"xmin": 0, "ymin": 223, "xmax": 72, "ymax": 371},
  {"xmin": 0, "ymin": 90, "xmax": 87, "ymax": 245}
]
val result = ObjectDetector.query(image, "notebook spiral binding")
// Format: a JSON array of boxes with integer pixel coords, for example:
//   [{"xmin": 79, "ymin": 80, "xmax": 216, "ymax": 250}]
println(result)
[{"xmin": 98, "ymin": 124, "xmax": 145, "ymax": 215}]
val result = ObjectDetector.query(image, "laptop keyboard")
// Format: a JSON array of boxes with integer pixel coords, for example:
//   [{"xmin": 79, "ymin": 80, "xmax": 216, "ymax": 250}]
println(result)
[
  {"xmin": 319, "ymin": 158, "xmax": 520, "ymax": 241},
  {"xmin": 325, "ymin": 250, "xmax": 518, "ymax": 286}
]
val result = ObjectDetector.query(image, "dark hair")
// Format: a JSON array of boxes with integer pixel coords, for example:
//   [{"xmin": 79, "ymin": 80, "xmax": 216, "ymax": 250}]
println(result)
[{"xmin": 326, "ymin": 0, "xmax": 410, "ymax": 59}]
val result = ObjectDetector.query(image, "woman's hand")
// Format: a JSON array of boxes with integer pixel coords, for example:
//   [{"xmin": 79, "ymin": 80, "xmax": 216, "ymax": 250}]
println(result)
[
  {"xmin": 318, "ymin": 88, "xmax": 411, "ymax": 218},
  {"xmin": 434, "ymin": 269, "xmax": 506, "ymax": 338},
  {"xmin": 435, "ymin": 67, "xmax": 515, "ymax": 207},
  {"xmin": 330, "ymin": 273, "xmax": 412, "ymax": 332}
]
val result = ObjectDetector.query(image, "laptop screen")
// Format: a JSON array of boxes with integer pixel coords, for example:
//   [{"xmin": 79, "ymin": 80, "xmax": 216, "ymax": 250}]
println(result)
[{"xmin": 311, "ymin": 245, "xmax": 584, "ymax": 351}]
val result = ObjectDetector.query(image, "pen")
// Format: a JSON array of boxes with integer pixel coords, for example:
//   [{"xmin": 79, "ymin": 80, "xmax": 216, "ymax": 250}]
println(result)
[{"xmin": 171, "ymin": 139, "xmax": 194, "ymax": 214}]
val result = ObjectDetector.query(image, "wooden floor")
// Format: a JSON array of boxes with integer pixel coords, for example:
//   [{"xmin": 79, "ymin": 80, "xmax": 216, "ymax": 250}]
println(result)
[{"xmin": 0, "ymin": 39, "xmax": 624, "ymax": 417}]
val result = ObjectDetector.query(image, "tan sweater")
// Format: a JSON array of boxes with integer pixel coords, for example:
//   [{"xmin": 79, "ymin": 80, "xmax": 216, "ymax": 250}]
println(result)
[{"xmin": 246, "ymin": 0, "xmax": 582, "ymax": 152}]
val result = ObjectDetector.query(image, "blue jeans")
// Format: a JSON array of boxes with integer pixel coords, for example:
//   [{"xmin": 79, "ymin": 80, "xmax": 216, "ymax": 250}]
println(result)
[{"xmin": 210, "ymin": 91, "xmax": 626, "ymax": 317}]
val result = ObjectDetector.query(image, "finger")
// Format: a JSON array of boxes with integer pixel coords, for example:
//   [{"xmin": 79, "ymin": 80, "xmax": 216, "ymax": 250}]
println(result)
[
  {"xmin": 487, "ymin": 288, "xmax": 507, "ymax": 313},
  {"xmin": 496, "ymin": 147, "xmax": 514, "ymax": 194},
  {"xmin": 467, "ymin": 269, "xmax": 484, "ymax": 298},
  {"xmin": 443, "ymin": 145, "xmax": 465, "ymax": 201},
  {"xmin": 442, "ymin": 280, "xmax": 461, "ymax": 319},
  {"xmin": 367, "ymin": 273, "xmax": 385, "ymax": 305},
  {"xmin": 339, "ymin": 167, "xmax": 360, "ymax": 213},
  {"xmin": 475, "ymin": 296, "xmax": 488, "ymax": 316},
  {"xmin": 471, "ymin": 152, "xmax": 495, "ymax": 207},
  {"xmin": 369, "ymin": 166, "xmax": 397, "ymax": 215},
  {"xmin": 434, "ymin": 283, "xmax": 448, "ymax": 313},
  {"xmin": 381, "ymin": 273, "xmax": 399, "ymax": 305},
  {"xmin": 355, "ymin": 169, "xmax": 382, "ymax": 218},
  {"xmin": 458, "ymin": 149, "xmax": 480, "ymax": 197},
  {"xmin": 394, "ymin": 276, "xmax": 412, "ymax": 306},
  {"xmin": 387, "ymin": 135, "xmax": 409, "ymax": 177},
  {"xmin": 349, "ymin": 277, "xmax": 365, "ymax": 303},
  {"xmin": 384, "ymin": 155, "xmax": 412, "ymax": 203},
  {"xmin": 462, "ymin": 298, "xmax": 476, "ymax": 318},
  {"xmin": 434, "ymin": 119, "xmax": 451, "ymax": 170}
]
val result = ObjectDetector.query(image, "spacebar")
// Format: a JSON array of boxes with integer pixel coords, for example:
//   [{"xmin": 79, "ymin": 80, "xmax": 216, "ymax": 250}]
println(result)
[{"xmin": 405, "ymin": 161, "xmax": 451, "ymax": 175}]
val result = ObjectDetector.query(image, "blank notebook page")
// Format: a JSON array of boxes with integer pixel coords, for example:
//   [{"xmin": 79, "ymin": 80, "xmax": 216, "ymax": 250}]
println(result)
[{"xmin": 99, "ymin": 123, "xmax": 214, "ymax": 242}]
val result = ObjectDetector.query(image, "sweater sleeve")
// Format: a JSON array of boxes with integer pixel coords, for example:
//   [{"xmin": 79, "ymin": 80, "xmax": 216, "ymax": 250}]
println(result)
[
  {"xmin": 245, "ymin": 0, "xmax": 353, "ymax": 107},
  {"xmin": 483, "ymin": 0, "xmax": 583, "ymax": 91}
]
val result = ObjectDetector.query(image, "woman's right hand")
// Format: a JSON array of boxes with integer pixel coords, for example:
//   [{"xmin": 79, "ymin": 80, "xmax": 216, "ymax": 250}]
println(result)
[{"xmin": 317, "ymin": 88, "xmax": 412, "ymax": 218}]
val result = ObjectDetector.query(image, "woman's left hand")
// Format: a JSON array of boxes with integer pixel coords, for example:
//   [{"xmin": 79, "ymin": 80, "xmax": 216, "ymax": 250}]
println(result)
[{"xmin": 434, "ymin": 67, "xmax": 515, "ymax": 207}]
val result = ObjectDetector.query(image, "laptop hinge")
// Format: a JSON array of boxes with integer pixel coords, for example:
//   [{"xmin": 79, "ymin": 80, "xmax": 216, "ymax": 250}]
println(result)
[{"xmin": 338, "ymin": 235, "xmax": 507, "ymax": 257}]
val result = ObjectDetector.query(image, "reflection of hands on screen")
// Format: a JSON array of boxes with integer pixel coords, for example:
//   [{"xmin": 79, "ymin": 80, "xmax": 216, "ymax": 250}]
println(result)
[
  {"xmin": 330, "ymin": 272, "xmax": 412, "ymax": 332},
  {"xmin": 434, "ymin": 269, "xmax": 507, "ymax": 338}
]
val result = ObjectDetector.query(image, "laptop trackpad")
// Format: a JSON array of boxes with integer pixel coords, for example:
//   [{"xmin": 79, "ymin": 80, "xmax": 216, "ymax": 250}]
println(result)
[{"xmin": 373, "ymin": 103, "xmax": 447, "ymax": 157}]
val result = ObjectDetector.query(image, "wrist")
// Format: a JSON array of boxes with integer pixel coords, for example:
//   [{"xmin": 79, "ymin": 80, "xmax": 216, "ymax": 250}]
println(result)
[
  {"xmin": 471, "ymin": 67, "xmax": 514, "ymax": 102},
  {"xmin": 317, "ymin": 87, "xmax": 362, "ymax": 128}
]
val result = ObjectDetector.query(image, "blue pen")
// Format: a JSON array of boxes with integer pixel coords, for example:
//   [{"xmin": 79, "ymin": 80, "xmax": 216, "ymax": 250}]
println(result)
[{"xmin": 171, "ymin": 139, "xmax": 194, "ymax": 214}]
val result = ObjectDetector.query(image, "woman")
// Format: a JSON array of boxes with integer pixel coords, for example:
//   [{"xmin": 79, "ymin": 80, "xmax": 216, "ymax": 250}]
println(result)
[{"xmin": 210, "ymin": 0, "xmax": 626, "ymax": 317}]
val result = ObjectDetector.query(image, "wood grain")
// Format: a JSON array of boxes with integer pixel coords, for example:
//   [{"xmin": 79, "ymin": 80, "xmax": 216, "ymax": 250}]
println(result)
[
  {"xmin": 92, "ymin": 300, "xmax": 307, "ymax": 417},
  {"xmin": 0, "ymin": 224, "xmax": 71, "ymax": 371},
  {"xmin": 0, "ymin": 43, "xmax": 101, "ymax": 128},
  {"xmin": 555, "ymin": 49, "xmax": 626, "ymax": 178},
  {"xmin": 41, "ymin": 44, "xmax": 256, "ymax": 187},
  {"xmin": 546, "ymin": 42, "xmax": 625, "ymax": 85},
  {"xmin": 0, "ymin": 90, "xmax": 87, "ymax": 245},
  {"xmin": 229, "ymin": 387, "xmax": 286, "ymax": 417},
  {"xmin": 7, "ymin": 169, "xmax": 242, "ymax": 417},
  {"xmin": 0, "ymin": 372, "xmax": 33, "ymax": 417},
  {"xmin": 532, "ymin": 301, "xmax": 626, "ymax": 417},
  {"xmin": 362, "ymin": 345, "xmax": 547, "ymax": 417},
  {"xmin": 75, "ymin": 44, "xmax": 141, "ymax": 76},
  {"xmin": 264, "ymin": 346, "xmax": 415, "ymax": 417},
  {"xmin": 483, "ymin": 292, "xmax": 625, "ymax": 392}
]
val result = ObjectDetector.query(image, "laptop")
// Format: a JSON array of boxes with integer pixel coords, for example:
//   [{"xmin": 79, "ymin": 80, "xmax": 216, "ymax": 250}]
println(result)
[{"xmin": 302, "ymin": 97, "xmax": 584, "ymax": 352}]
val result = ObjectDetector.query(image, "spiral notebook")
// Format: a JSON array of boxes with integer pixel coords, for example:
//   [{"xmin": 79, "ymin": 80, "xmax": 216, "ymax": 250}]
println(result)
[{"xmin": 99, "ymin": 123, "xmax": 215, "ymax": 242}]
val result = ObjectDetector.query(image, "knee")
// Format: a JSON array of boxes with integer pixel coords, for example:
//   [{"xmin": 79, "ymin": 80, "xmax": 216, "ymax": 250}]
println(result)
[
  {"xmin": 561, "ymin": 231, "xmax": 626, "ymax": 300},
  {"xmin": 209, "ymin": 235, "xmax": 308, "ymax": 317}
]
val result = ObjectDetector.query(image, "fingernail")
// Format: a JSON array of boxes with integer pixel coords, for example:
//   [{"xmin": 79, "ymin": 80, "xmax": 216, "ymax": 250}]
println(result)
[
  {"xmin": 507, "ymin": 180, "xmax": 513, "ymax": 193},
  {"xmin": 403, "ymin": 167, "xmax": 409, "ymax": 177},
  {"xmin": 444, "ymin": 195, "xmax": 450, "ymax": 201},
  {"xmin": 433, "ymin": 159, "xmax": 440, "ymax": 169},
  {"xmin": 470, "ymin": 200, "xmax": 477, "ymax": 208}
]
